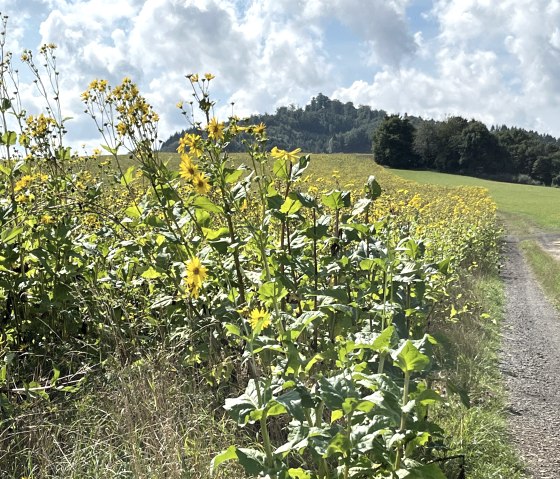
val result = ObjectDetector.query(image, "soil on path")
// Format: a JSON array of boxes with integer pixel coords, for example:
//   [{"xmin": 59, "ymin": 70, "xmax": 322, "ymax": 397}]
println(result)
[{"xmin": 501, "ymin": 234, "xmax": 560, "ymax": 478}]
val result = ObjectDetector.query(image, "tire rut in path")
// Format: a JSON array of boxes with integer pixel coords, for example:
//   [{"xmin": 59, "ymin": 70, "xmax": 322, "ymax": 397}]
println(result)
[{"xmin": 501, "ymin": 237, "xmax": 560, "ymax": 478}]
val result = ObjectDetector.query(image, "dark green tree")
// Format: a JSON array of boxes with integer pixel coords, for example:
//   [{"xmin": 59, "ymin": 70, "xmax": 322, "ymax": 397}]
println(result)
[{"xmin": 372, "ymin": 114, "xmax": 419, "ymax": 168}]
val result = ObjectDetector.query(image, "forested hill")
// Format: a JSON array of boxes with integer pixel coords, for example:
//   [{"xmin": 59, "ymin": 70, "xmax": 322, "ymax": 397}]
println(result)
[
  {"xmin": 161, "ymin": 93, "xmax": 560, "ymax": 186},
  {"xmin": 161, "ymin": 93, "xmax": 388, "ymax": 153}
]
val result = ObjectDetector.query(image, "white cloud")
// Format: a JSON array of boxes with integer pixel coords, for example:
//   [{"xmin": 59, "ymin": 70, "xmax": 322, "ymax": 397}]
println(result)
[
  {"xmin": 334, "ymin": 0, "xmax": 560, "ymax": 136},
  {"xmin": 1, "ymin": 0, "xmax": 560, "ymax": 150}
]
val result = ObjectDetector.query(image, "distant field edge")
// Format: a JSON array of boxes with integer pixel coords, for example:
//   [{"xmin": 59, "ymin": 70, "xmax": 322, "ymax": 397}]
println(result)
[{"xmin": 388, "ymin": 166, "xmax": 560, "ymax": 233}]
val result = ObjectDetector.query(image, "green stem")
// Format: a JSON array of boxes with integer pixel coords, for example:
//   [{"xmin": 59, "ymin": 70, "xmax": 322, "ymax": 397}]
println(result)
[
  {"xmin": 377, "ymin": 352, "xmax": 386, "ymax": 374},
  {"xmin": 261, "ymin": 413, "xmax": 273, "ymax": 467},
  {"xmin": 395, "ymin": 370, "xmax": 410, "ymax": 470}
]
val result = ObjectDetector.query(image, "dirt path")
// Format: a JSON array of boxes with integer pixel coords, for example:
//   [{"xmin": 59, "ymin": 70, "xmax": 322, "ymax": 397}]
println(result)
[{"xmin": 501, "ymin": 234, "xmax": 560, "ymax": 478}]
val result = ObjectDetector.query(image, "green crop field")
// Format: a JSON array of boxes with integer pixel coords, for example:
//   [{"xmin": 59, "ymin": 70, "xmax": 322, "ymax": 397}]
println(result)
[{"xmin": 388, "ymin": 167, "xmax": 560, "ymax": 233}]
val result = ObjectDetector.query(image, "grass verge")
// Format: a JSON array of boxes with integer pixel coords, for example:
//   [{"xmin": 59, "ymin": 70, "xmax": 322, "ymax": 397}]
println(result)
[
  {"xmin": 1, "ymin": 352, "xmax": 246, "ymax": 479},
  {"xmin": 432, "ymin": 272, "xmax": 526, "ymax": 478},
  {"xmin": 520, "ymin": 240, "xmax": 560, "ymax": 310}
]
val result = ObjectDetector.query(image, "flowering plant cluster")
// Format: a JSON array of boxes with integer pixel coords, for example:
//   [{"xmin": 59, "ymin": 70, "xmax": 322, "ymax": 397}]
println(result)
[{"xmin": 0, "ymin": 23, "xmax": 499, "ymax": 476}]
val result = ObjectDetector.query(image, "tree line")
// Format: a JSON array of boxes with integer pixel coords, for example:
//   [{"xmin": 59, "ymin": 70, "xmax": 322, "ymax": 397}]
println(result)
[
  {"xmin": 374, "ymin": 115, "xmax": 560, "ymax": 186},
  {"xmin": 161, "ymin": 94, "xmax": 560, "ymax": 186}
]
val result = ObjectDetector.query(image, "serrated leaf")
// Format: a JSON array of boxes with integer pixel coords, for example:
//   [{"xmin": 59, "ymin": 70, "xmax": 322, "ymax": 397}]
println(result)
[
  {"xmin": 393, "ymin": 340, "xmax": 430, "ymax": 374},
  {"xmin": 321, "ymin": 189, "xmax": 351, "ymax": 210}
]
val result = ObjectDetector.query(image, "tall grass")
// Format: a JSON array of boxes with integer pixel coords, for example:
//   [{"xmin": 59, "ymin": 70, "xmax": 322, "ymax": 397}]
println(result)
[
  {"xmin": 1, "ymin": 352, "xmax": 245, "ymax": 479},
  {"xmin": 432, "ymin": 274, "xmax": 526, "ymax": 478},
  {"xmin": 520, "ymin": 240, "xmax": 560, "ymax": 310}
]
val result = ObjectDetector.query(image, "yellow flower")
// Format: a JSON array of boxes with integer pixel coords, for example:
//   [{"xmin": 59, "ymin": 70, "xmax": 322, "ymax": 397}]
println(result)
[
  {"xmin": 186, "ymin": 257, "xmax": 207, "ymax": 288},
  {"xmin": 187, "ymin": 73, "xmax": 199, "ymax": 83},
  {"xmin": 184, "ymin": 133, "xmax": 204, "ymax": 157},
  {"xmin": 15, "ymin": 193, "xmax": 34, "ymax": 203},
  {"xmin": 192, "ymin": 172, "xmax": 211, "ymax": 195},
  {"xmin": 249, "ymin": 308, "xmax": 271, "ymax": 330},
  {"xmin": 207, "ymin": 117, "xmax": 224, "ymax": 141},
  {"xmin": 253, "ymin": 122, "xmax": 266, "ymax": 136},
  {"xmin": 14, "ymin": 175, "xmax": 34, "ymax": 192},
  {"xmin": 179, "ymin": 154, "xmax": 199, "ymax": 180},
  {"xmin": 204, "ymin": 73, "xmax": 215, "ymax": 81},
  {"xmin": 41, "ymin": 214, "xmax": 54, "ymax": 224},
  {"xmin": 270, "ymin": 146, "xmax": 302, "ymax": 163}
]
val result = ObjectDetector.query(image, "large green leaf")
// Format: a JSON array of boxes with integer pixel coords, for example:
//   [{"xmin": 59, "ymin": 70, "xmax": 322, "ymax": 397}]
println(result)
[
  {"xmin": 321, "ymin": 189, "xmax": 351, "ymax": 210},
  {"xmin": 393, "ymin": 340, "xmax": 430, "ymax": 374},
  {"xmin": 280, "ymin": 195, "xmax": 303, "ymax": 216},
  {"xmin": 224, "ymin": 380, "xmax": 261, "ymax": 425}
]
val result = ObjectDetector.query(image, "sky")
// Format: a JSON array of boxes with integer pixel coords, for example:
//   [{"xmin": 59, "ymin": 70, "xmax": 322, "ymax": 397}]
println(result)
[{"xmin": 3, "ymin": 0, "xmax": 560, "ymax": 150}]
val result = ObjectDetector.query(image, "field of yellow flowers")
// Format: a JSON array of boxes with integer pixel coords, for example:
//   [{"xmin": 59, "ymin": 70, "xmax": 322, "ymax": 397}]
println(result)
[{"xmin": 0, "ymin": 36, "xmax": 505, "ymax": 478}]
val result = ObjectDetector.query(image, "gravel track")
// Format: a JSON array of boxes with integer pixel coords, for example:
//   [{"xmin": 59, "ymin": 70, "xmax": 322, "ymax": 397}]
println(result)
[{"xmin": 501, "ymin": 235, "xmax": 560, "ymax": 478}]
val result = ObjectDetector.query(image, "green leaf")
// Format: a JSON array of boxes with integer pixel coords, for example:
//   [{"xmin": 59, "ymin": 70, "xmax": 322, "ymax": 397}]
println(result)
[
  {"xmin": 273, "ymin": 157, "xmax": 290, "ymax": 180},
  {"xmin": 372, "ymin": 326, "xmax": 398, "ymax": 352},
  {"xmin": 124, "ymin": 204, "xmax": 142, "ymax": 219},
  {"xmin": 319, "ymin": 374, "xmax": 356, "ymax": 410},
  {"xmin": 287, "ymin": 311, "xmax": 326, "ymax": 341},
  {"xmin": 326, "ymin": 432, "xmax": 351, "ymax": 457},
  {"xmin": 202, "ymin": 227, "xmax": 230, "ymax": 240},
  {"xmin": 1, "ymin": 226, "xmax": 23, "ymax": 244},
  {"xmin": 274, "ymin": 389, "xmax": 307, "ymax": 422},
  {"xmin": 0, "ymin": 98, "xmax": 11, "ymax": 112},
  {"xmin": 224, "ymin": 323, "xmax": 243, "ymax": 338},
  {"xmin": 56, "ymin": 146, "xmax": 72, "ymax": 162},
  {"xmin": 280, "ymin": 195, "xmax": 303, "ymax": 216},
  {"xmin": 290, "ymin": 154, "xmax": 310, "ymax": 182},
  {"xmin": 365, "ymin": 175, "xmax": 382, "ymax": 200},
  {"xmin": 415, "ymin": 388, "xmax": 443, "ymax": 406},
  {"xmin": 235, "ymin": 448, "xmax": 268, "ymax": 475},
  {"xmin": 393, "ymin": 340, "xmax": 430, "ymax": 374},
  {"xmin": 120, "ymin": 165, "xmax": 136, "ymax": 186},
  {"xmin": 141, "ymin": 266, "xmax": 162, "ymax": 279},
  {"xmin": 224, "ymin": 379, "xmax": 261, "ymax": 425},
  {"xmin": 258, "ymin": 281, "xmax": 288, "ymax": 303},
  {"xmin": 352, "ymin": 197, "xmax": 372, "ymax": 216},
  {"xmin": 1, "ymin": 131, "xmax": 17, "ymax": 145},
  {"xmin": 225, "ymin": 168, "xmax": 244, "ymax": 183},
  {"xmin": 288, "ymin": 468, "xmax": 311, "ymax": 479},
  {"xmin": 193, "ymin": 196, "xmax": 223, "ymax": 213},
  {"xmin": 210, "ymin": 445, "xmax": 237, "ymax": 475},
  {"xmin": 354, "ymin": 326, "xmax": 397, "ymax": 353},
  {"xmin": 101, "ymin": 144, "xmax": 119, "ymax": 155},
  {"xmin": 321, "ymin": 189, "xmax": 351, "ymax": 210}
]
